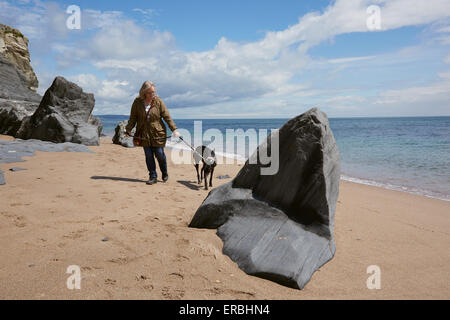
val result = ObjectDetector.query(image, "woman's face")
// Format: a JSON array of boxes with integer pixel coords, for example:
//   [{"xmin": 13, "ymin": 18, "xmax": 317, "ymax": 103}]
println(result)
[{"xmin": 144, "ymin": 88, "xmax": 155, "ymax": 100}]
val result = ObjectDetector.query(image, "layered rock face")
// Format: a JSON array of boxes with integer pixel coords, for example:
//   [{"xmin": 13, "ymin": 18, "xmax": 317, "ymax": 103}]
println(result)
[
  {"xmin": 0, "ymin": 24, "xmax": 38, "ymax": 92},
  {"xmin": 16, "ymin": 77, "xmax": 102, "ymax": 146},
  {"xmin": 0, "ymin": 24, "xmax": 40, "ymax": 138},
  {"xmin": 189, "ymin": 108, "xmax": 341, "ymax": 289},
  {"xmin": 0, "ymin": 51, "xmax": 41, "ymax": 137}
]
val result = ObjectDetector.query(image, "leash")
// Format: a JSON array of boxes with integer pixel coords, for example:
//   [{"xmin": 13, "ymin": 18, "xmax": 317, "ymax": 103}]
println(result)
[
  {"xmin": 125, "ymin": 131, "xmax": 210, "ymax": 164},
  {"xmin": 126, "ymin": 133, "xmax": 172, "ymax": 141},
  {"xmin": 178, "ymin": 136, "xmax": 210, "ymax": 163}
]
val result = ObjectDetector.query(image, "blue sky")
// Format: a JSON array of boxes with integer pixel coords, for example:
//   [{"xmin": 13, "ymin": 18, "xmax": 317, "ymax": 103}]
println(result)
[{"xmin": 1, "ymin": 0, "xmax": 450, "ymax": 118}]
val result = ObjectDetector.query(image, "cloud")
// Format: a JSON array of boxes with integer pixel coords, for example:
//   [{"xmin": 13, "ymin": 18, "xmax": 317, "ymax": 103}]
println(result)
[
  {"xmin": 3, "ymin": 0, "xmax": 450, "ymax": 117},
  {"xmin": 375, "ymin": 79, "xmax": 450, "ymax": 105},
  {"xmin": 327, "ymin": 56, "xmax": 376, "ymax": 64}
]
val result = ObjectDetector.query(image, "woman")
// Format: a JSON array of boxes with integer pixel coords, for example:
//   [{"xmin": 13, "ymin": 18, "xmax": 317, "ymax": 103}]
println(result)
[{"xmin": 125, "ymin": 81, "xmax": 180, "ymax": 185}]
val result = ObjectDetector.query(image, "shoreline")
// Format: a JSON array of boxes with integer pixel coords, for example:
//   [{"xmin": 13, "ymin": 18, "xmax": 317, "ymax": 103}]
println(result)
[
  {"xmin": 101, "ymin": 132, "xmax": 450, "ymax": 202},
  {"xmin": 1, "ymin": 135, "xmax": 449, "ymax": 299}
]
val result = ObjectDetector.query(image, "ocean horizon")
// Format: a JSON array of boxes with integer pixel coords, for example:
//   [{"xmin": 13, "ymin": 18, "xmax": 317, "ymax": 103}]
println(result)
[{"xmin": 97, "ymin": 115, "xmax": 450, "ymax": 202}]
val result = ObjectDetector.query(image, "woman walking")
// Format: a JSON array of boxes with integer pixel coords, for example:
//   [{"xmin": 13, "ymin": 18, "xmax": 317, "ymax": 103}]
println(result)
[{"xmin": 125, "ymin": 81, "xmax": 180, "ymax": 185}]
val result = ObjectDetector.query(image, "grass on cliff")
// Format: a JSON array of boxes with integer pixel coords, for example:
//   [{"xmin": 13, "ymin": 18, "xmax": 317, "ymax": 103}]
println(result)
[{"xmin": 4, "ymin": 29, "xmax": 24, "ymax": 39}]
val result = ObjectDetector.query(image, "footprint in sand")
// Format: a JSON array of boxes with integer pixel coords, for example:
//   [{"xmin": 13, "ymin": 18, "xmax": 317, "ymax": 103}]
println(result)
[
  {"xmin": 1, "ymin": 212, "xmax": 27, "ymax": 227},
  {"xmin": 107, "ymin": 257, "xmax": 129, "ymax": 265},
  {"xmin": 175, "ymin": 239, "xmax": 190, "ymax": 247},
  {"xmin": 105, "ymin": 278, "xmax": 117, "ymax": 285},
  {"xmin": 161, "ymin": 287, "xmax": 185, "ymax": 299},
  {"xmin": 169, "ymin": 272, "xmax": 184, "ymax": 280},
  {"xmin": 9, "ymin": 203, "xmax": 24, "ymax": 207},
  {"xmin": 63, "ymin": 229, "xmax": 88, "ymax": 240},
  {"xmin": 175, "ymin": 254, "xmax": 190, "ymax": 262}
]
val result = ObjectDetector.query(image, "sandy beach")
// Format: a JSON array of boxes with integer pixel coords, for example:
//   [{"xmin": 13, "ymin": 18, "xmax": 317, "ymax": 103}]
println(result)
[{"xmin": 0, "ymin": 134, "xmax": 449, "ymax": 300}]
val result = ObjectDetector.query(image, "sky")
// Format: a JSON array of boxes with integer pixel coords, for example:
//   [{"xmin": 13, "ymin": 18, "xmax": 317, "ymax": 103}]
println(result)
[{"xmin": 1, "ymin": 0, "xmax": 450, "ymax": 118}]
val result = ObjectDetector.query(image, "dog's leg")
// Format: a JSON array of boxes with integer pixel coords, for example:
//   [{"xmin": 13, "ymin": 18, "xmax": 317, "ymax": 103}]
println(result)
[
  {"xmin": 209, "ymin": 166, "xmax": 214, "ymax": 187},
  {"xmin": 195, "ymin": 164, "xmax": 200, "ymax": 184},
  {"xmin": 204, "ymin": 171, "xmax": 208, "ymax": 190}
]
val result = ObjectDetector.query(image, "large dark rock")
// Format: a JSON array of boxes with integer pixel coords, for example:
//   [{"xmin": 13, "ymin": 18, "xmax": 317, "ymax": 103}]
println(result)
[
  {"xmin": 112, "ymin": 120, "xmax": 135, "ymax": 148},
  {"xmin": 189, "ymin": 108, "xmax": 341, "ymax": 289},
  {"xmin": 16, "ymin": 77, "xmax": 102, "ymax": 146}
]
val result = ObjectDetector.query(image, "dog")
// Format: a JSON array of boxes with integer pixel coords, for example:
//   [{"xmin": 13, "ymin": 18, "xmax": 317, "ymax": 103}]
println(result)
[{"xmin": 193, "ymin": 145, "xmax": 217, "ymax": 190}]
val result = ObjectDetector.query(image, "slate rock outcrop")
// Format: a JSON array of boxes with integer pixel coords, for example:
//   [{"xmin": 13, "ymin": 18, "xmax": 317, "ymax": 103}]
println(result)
[
  {"xmin": 0, "ymin": 138, "xmax": 93, "ymax": 164},
  {"xmin": 189, "ymin": 108, "xmax": 341, "ymax": 289}
]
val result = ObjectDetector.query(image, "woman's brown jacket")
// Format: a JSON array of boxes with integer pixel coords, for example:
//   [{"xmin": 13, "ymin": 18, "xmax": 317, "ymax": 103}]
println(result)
[{"xmin": 126, "ymin": 96, "xmax": 177, "ymax": 147}]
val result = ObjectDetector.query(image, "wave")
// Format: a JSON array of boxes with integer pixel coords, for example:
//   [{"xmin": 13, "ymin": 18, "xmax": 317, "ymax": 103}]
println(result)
[{"xmin": 341, "ymin": 175, "xmax": 449, "ymax": 202}]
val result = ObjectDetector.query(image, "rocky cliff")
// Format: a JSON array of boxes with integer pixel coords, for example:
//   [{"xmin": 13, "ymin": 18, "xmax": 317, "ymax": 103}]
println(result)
[
  {"xmin": 0, "ymin": 24, "xmax": 38, "ymax": 92},
  {"xmin": 0, "ymin": 24, "xmax": 102, "ymax": 145}
]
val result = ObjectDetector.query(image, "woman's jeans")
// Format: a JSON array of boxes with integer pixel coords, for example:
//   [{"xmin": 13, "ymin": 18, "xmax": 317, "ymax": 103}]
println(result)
[{"xmin": 143, "ymin": 146, "xmax": 167, "ymax": 179}]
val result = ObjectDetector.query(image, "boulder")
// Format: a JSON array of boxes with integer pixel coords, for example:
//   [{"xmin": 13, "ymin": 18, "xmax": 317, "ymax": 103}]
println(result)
[
  {"xmin": 16, "ymin": 77, "xmax": 102, "ymax": 146},
  {"xmin": 189, "ymin": 108, "xmax": 341, "ymax": 289},
  {"xmin": 112, "ymin": 120, "xmax": 135, "ymax": 148}
]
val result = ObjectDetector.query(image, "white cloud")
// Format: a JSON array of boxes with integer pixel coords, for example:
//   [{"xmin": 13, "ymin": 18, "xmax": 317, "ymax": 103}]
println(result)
[
  {"xmin": 327, "ymin": 56, "xmax": 376, "ymax": 64},
  {"xmin": 325, "ymin": 95, "xmax": 367, "ymax": 103},
  {"xmin": 3, "ymin": 0, "xmax": 450, "ymax": 116},
  {"xmin": 375, "ymin": 80, "xmax": 450, "ymax": 105}
]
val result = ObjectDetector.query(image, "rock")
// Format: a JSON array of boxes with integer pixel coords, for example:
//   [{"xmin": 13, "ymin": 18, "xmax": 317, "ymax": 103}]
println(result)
[
  {"xmin": 16, "ymin": 77, "xmax": 102, "ymax": 146},
  {"xmin": 0, "ymin": 24, "xmax": 38, "ymax": 92},
  {"xmin": 88, "ymin": 114, "xmax": 103, "ymax": 137},
  {"xmin": 0, "ymin": 99, "xmax": 38, "ymax": 136},
  {"xmin": 0, "ymin": 138, "xmax": 93, "ymax": 164},
  {"xmin": 0, "ymin": 168, "xmax": 5, "ymax": 185},
  {"xmin": 112, "ymin": 120, "xmax": 135, "ymax": 148},
  {"xmin": 0, "ymin": 24, "xmax": 40, "ymax": 137},
  {"xmin": 189, "ymin": 108, "xmax": 341, "ymax": 289},
  {"xmin": 0, "ymin": 54, "xmax": 41, "ymax": 103}
]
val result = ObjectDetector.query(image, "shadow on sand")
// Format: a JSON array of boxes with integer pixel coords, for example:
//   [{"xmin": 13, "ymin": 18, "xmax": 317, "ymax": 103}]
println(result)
[
  {"xmin": 91, "ymin": 176, "xmax": 147, "ymax": 183},
  {"xmin": 177, "ymin": 180, "xmax": 202, "ymax": 191}
]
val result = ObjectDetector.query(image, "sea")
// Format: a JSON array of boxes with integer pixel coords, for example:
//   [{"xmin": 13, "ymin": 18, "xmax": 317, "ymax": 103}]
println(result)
[{"xmin": 98, "ymin": 115, "xmax": 450, "ymax": 201}]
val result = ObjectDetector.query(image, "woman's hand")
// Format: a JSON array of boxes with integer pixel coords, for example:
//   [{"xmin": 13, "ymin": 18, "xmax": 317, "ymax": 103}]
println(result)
[{"xmin": 172, "ymin": 130, "xmax": 181, "ymax": 138}]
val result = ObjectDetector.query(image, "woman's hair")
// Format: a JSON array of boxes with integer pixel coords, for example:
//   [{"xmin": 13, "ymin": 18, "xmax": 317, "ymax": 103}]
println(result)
[{"xmin": 139, "ymin": 81, "xmax": 157, "ymax": 99}]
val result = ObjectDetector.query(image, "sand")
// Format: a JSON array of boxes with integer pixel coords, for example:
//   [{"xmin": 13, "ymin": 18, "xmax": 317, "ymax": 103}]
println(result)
[{"xmin": 0, "ymin": 135, "xmax": 449, "ymax": 300}]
